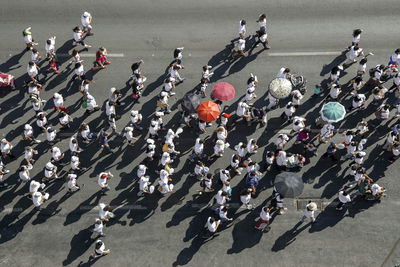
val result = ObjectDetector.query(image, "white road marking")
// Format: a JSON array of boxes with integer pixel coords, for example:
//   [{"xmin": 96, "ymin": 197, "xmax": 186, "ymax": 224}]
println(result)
[{"xmin": 268, "ymin": 51, "xmax": 342, "ymax": 57}]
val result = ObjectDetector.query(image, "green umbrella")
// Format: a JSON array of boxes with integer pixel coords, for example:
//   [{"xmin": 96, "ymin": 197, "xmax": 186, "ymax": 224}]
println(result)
[{"xmin": 320, "ymin": 102, "xmax": 346, "ymax": 123}]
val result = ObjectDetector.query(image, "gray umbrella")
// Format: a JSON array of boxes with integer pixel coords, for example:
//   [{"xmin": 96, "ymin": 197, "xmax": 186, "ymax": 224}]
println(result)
[
  {"xmin": 274, "ymin": 172, "xmax": 304, "ymax": 198},
  {"xmin": 182, "ymin": 92, "xmax": 202, "ymax": 113}
]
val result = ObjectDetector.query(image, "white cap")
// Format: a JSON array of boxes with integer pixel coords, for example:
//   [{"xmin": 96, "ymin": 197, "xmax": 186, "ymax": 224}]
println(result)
[
  {"xmin": 167, "ymin": 129, "xmax": 174, "ymax": 135},
  {"xmin": 155, "ymin": 111, "xmax": 164, "ymax": 117},
  {"xmin": 131, "ymin": 110, "xmax": 138, "ymax": 116},
  {"xmin": 33, "ymin": 192, "xmax": 42, "ymax": 198},
  {"xmin": 146, "ymin": 138, "xmax": 155, "ymax": 144},
  {"xmin": 45, "ymin": 162, "xmax": 54, "ymax": 169},
  {"xmin": 216, "ymin": 140, "xmax": 224, "ymax": 146},
  {"xmin": 162, "ymin": 152, "xmax": 170, "ymax": 157},
  {"xmin": 138, "ymin": 164, "xmax": 146, "ymax": 170},
  {"xmin": 71, "ymin": 155, "xmax": 79, "ymax": 162},
  {"xmin": 83, "ymin": 11, "xmax": 90, "ymax": 17},
  {"xmin": 160, "ymin": 91, "xmax": 168, "ymax": 97},
  {"xmin": 240, "ymin": 102, "xmax": 248, "ymax": 108},
  {"xmin": 25, "ymin": 124, "xmax": 32, "ymax": 130},
  {"xmin": 125, "ymin": 126, "xmax": 133, "ymax": 132},
  {"xmin": 53, "ymin": 92, "xmax": 61, "ymax": 98}
]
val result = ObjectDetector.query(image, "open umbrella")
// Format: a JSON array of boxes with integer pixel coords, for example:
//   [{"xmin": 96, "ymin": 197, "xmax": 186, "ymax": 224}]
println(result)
[
  {"xmin": 274, "ymin": 172, "xmax": 303, "ymax": 198},
  {"xmin": 320, "ymin": 102, "xmax": 346, "ymax": 123},
  {"xmin": 197, "ymin": 101, "xmax": 220, "ymax": 122},
  {"xmin": 211, "ymin": 82, "xmax": 235, "ymax": 101},
  {"xmin": 182, "ymin": 92, "xmax": 201, "ymax": 113},
  {"xmin": 268, "ymin": 78, "xmax": 292, "ymax": 99}
]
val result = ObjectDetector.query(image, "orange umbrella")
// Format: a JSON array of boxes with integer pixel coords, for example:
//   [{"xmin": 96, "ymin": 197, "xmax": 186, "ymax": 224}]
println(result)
[{"xmin": 197, "ymin": 101, "xmax": 220, "ymax": 122}]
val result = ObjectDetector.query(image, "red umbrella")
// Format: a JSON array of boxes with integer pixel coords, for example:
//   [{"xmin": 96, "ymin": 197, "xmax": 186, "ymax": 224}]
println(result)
[
  {"xmin": 211, "ymin": 82, "xmax": 235, "ymax": 101},
  {"xmin": 197, "ymin": 101, "xmax": 220, "ymax": 122}
]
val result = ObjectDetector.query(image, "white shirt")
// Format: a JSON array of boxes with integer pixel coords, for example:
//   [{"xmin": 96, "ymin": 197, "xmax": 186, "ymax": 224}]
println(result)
[
  {"xmin": 24, "ymin": 34, "xmax": 32, "ymax": 44},
  {"xmin": 139, "ymin": 176, "xmax": 149, "ymax": 191},
  {"xmin": 1, "ymin": 143, "xmax": 11, "ymax": 153},
  {"xmin": 29, "ymin": 180, "xmax": 41, "ymax": 193},
  {"xmin": 45, "ymin": 38, "xmax": 55, "ymax": 54},
  {"xmin": 27, "ymin": 65, "xmax": 38, "ymax": 77},
  {"xmin": 19, "ymin": 170, "xmax": 30, "ymax": 181},
  {"xmin": 219, "ymin": 170, "xmax": 230, "ymax": 183},
  {"xmin": 52, "ymin": 147, "xmax": 62, "ymax": 160},
  {"xmin": 390, "ymin": 53, "xmax": 400, "ymax": 65},
  {"xmin": 81, "ymin": 12, "xmax": 91, "ymax": 26},
  {"xmin": 260, "ymin": 33, "xmax": 267, "ymax": 42},
  {"xmin": 291, "ymin": 90, "xmax": 303, "ymax": 105},
  {"xmin": 231, "ymin": 155, "xmax": 239, "ymax": 168},
  {"xmin": 93, "ymin": 221, "xmax": 103, "ymax": 233},
  {"xmin": 357, "ymin": 63, "xmax": 366, "ymax": 74},
  {"xmin": 330, "ymin": 85, "xmax": 341, "ymax": 99},
  {"xmin": 238, "ymin": 39, "xmax": 245, "ymax": 51},
  {"xmin": 276, "ymin": 67, "xmax": 287, "ymax": 78},
  {"xmin": 371, "ymin": 184, "xmax": 382, "ymax": 195},
  {"xmin": 276, "ymin": 151, "xmax": 288, "ymax": 166},
  {"xmin": 130, "ymin": 112, "xmax": 142, "ymax": 124},
  {"xmin": 68, "ymin": 175, "xmax": 78, "ymax": 189},
  {"xmin": 98, "ymin": 173, "xmax": 108, "ymax": 188},
  {"xmin": 32, "ymin": 193, "xmax": 43, "ymax": 207},
  {"xmin": 214, "ymin": 143, "xmax": 224, "ymax": 155},
  {"xmin": 352, "ymin": 94, "xmax": 366, "ymax": 108},
  {"xmin": 240, "ymin": 194, "xmax": 251, "ymax": 205},
  {"xmin": 320, "ymin": 124, "xmax": 334, "ymax": 138},
  {"xmin": 69, "ymin": 138, "xmax": 78, "ymax": 152},
  {"xmin": 207, "ymin": 217, "xmax": 218, "ymax": 232},
  {"xmin": 236, "ymin": 103, "xmax": 248, "ymax": 117},
  {"xmin": 24, "ymin": 149, "xmax": 34, "ymax": 160},
  {"xmin": 260, "ymin": 209, "xmax": 271, "ymax": 221},
  {"xmin": 98, "ymin": 203, "xmax": 109, "ymax": 219},
  {"xmin": 292, "ymin": 117, "xmax": 305, "ymax": 132},
  {"xmin": 343, "ymin": 134, "xmax": 353, "ymax": 145},
  {"xmin": 71, "ymin": 156, "xmax": 79, "ymax": 170},
  {"xmin": 349, "ymin": 46, "xmax": 363, "ymax": 60},
  {"xmin": 95, "ymin": 243, "xmax": 106, "ymax": 254},
  {"xmin": 73, "ymin": 31, "xmax": 83, "ymax": 42},
  {"xmin": 352, "ymin": 34, "xmax": 361, "ymax": 44},
  {"xmin": 159, "ymin": 170, "xmax": 169, "ymax": 185},
  {"xmin": 266, "ymin": 155, "xmax": 275, "ymax": 165},
  {"xmin": 53, "ymin": 96, "xmax": 64, "ymax": 107},
  {"xmin": 258, "ymin": 18, "xmax": 266, "ymax": 29},
  {"xmin": 238, "ymin": 20, "xmax": 246, "ymax": 36},
  {"xmin": 235, "ymin": 144, "xmax": 246, "ymax": 158},
  {"xmin": 75, "ymin": 65, "xmax": 84, "ymax": 76},
  {"xmin": 247, "ymin": 140, "xmax": 256, "ymax": 153},
  {"xmin": 215, "ymin": 190, "xmax": 226, "ymax": 205},
  {"xmin": 347, "ymin": 145, "xmax": 357, "ymax": 155},
  {"xmin": 36, "ymin": 117, "xmax": 47, "ymax": 128},
  {"xmin": 194, "ymin": 138, "xmax": 204, "ymax": 154}
]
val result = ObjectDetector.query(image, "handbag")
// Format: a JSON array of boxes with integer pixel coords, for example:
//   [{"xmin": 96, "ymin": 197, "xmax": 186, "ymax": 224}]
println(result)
[
  {"xmin": 82, "ymin": 101, "xmax": 87, "ymax": 109},
  {"xmin": 157, "ymin": 100, "xmax": 167, "ymax": 108}
]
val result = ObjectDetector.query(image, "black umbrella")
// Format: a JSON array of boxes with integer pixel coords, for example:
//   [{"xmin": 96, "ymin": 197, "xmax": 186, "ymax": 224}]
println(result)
[
  {"xmin": 182, "ymin": 92, "xmax": 201, "ymax": 113},
  {"xmin": 274, "ymin": 172, "xmax": 303, "ymax": 198}
]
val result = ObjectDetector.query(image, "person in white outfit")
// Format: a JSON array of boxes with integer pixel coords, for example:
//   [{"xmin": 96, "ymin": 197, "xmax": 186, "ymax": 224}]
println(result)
[
  {"xmin": 67, "ymin": 173, "xmax": 81, "ymax": 192},
  {"xmin": 81, "ymin": 11, "xmax": 93, "ymax": 35},
  {"xmin": 301, "ymin": 201, "xmax": 317, "ymax": 223}
]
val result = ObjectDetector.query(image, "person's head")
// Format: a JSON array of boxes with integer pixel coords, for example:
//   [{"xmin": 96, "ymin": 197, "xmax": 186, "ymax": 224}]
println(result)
[
  {"xmin": 200, "ymin": 78, "xmax": 208, "ymax": 84},
  {"xmin": 73, "ymin": 26, "xmax": 80, "ymax": 32},
  {"xmin": 263, "ymin": 206, "xmax": 270, "ymax": 213},
  {"xmin": 355, "ymin": 76, "xmax": 363, "ymax": 83},
  {"xmin": 19, "ymin": 165, "xmax": 27, "ymax": 172},
  {"xmin": 351, "ymin": 164, "xmax": 358, "ymax": 171},
  {"xmin": 206, "ymin": 173, "xmax": 213, "ymax": 179},
  {"xmin": 221, "ymin": 191, "xmax": 228, "ymax": 197},
  {"xmin": 108, "ymin": 101, "xmax": 115, "ymax": 106},
  {"xmin": 221, "ymin": 206, "xmax": 228, "ymax": 212},
  {"xmin": 199, "ymin": 119, "xmax": 205, "ymax": 124},
  {"xmin": 346, "ymin": 130, "xmax": 353, "ymax": 136},
  {"xmin": 46, "ymin": 39, "xmax": 51, "ymax": 45},
  {"xmin": 1, "ymin": 139, "xmax": 7, "ymax": 144},
  {"xmin": 287, "ymin": 152, "xmax": 293, "ymax": 157},
  {"xmin": 28, "ymin": 61, "xmax": 34, "ymax": 67},
  {"xmin": 199, "ymin": 139, "xmax": 204, "ymax": 144},
  {"xmin": 75, "ymin": 62, "xmax": 81, "ymax": 69},
  {"xmin": 32, "ymin": 48, "xmax": 38, "ymax": 54},
  {"xmin": 71, "ymin": 49, "xmax": 78, "ymax": 56},
  {"xmin": 353, "ymin": 28, "xmax": 362, "ymax": 37},
  {"xmin": 72, "ymin": 138, "xmax": 77, "ymax": 144},
  {"xmin": 259, "ymin": 14, "xmax": 266, "ymax": 20},
  {"xmin": 379, "ymin": 64, "xmax": 385, "ymax": 70},
  {"xmin": 241, "ymin": 19, "xmax": 246, "ymax": 25},
  {"xmin": 342, "ymin": 191, "xmax": 349, "ymax": 197},
  {"xmin": 267, "ymin": 151, "xmax": 274, "ymax": 157},
  {"xmin": 239, "ymin": 33, "xmax": 244, "ymax": 40},
  {"xmin": 284, "ymin": 68, "xmax": 290, "ymax": 74},
  {"xmin": 294, "ymin": 120, "xmax": 300, "ymax": 126},
  {"xmin": 249, "ymin": 172, "xmax": 256, "ymax": 177},
  {"xmin": 209, "ymin": 217, "xmax": 215, "ymax": 223},
  {"xmin": 350, "ymin": 141, "xmax": 356, "ymax": 147},
  {"xmin": 103, "ymin": 205, "xmax": 110, "ymax": 211},
  {"xmin": 331, "ymin": 66, "xmax": 339, "ymax": 73},
  {"xmin": 286, "ymin": 102, "xmax": 293, "ymax": 108},
  {"xmin": 353, "ymin": 45, "xmax": 360, "ymax": 51},
  {"xmin": 240, "ymin": 188, "xmax": 250, "ymax": 195},
  {"xmin": 384, "ymin": 104, "xmax": 390, "ymax": 110},
  {"xmin": 99, "ymin": 46, "xmax": 105, "ymax": 52},
  {"xmin": 395, "ymin": 48, "xmax": 400, "ymax": 54},
  {"xmin": 173, "ymin": 65, "xmax": 180, "ymax": 70},
  {"xmin": 248, "ymin": 161, "xmax": 255, "ymax": 166},
  {"xmin": 202, "ymin": 65, "xmax": 208, "ymax": 71},
  {"xmin": 95, "ymin": 240, "xmax": 103, "ymax": 249},
  {"xmin": 359, "ymin": 58, "xmax": 367, "ymax": 65}
]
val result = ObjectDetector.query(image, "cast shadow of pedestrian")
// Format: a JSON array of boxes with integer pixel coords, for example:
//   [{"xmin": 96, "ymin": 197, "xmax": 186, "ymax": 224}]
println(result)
[
  {"xmin": 62, "ymin": 227, "xmax": 97, "ymax": 266},
  {"xmin": 319, "ymin": 51, "xmax": 347, "ymax": 76},
  {"xmin": 0, "ymin": 198, "xmax": 37, "ymax": 245},
  {"xmin": 64, "ymin": 191, "xmax": 102, "ymax": 226},
  {"xmin": 271, "ymin": 221, "xmax": 311, "ymax": 252},
  {"xmin": 0, "ymin": 50, "xmax": 26, "ymax": 73}
]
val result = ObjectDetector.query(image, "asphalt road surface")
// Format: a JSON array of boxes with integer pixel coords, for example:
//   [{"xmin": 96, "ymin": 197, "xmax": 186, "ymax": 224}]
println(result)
[{"xmin": 0, "ymin": 0, "xmax": 400, "ymax": 266}]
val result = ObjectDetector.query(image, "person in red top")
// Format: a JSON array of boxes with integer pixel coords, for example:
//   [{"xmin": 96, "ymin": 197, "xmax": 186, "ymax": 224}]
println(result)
[
  {"xmin": 46, "ymin": 57, "xmax": 60, "ymax": 74},
  {"xmin": 92, "ymin": 46, "xmax": 110, "ymax": 71}
]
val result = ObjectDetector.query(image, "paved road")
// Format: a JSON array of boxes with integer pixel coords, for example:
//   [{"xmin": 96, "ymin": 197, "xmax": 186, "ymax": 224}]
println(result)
[{"xmin": 0, "ymin": 0, "xmax": 400, "ymax": 266}]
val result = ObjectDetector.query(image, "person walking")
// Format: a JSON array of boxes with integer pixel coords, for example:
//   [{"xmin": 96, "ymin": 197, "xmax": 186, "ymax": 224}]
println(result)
[
  {"xmin": 81, "ymin": 11, "xmax": 93, "ymax": 36},
  {"xmin": 300, "ymin": 201, "xmax": 317, "ymax": 223},
  {"xmin": 89, "ymin": 240, "xmax": 110, "ymax": 260},
  {"xmin": 98, "ymin": 172, "xmax": 113, "ymax": 195},
  {"xmin": 336, "ymin": 190, "xmax": 351, "ymax": 210},
  {"xmin": 91, "ymin": 219, "xmax": 105, "ymax": 238},
  {"xmin": 255, "ymin": 207, "xmax": 271, "ymax": 230},
  {"xmin": 72, "ymin": 26, "xmax": 91, "ymax": 49}
]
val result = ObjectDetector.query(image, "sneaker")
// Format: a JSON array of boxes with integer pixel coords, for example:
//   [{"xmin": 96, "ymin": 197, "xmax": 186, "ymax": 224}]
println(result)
[
  {"xmin": 4, "ymin": 170, "xmax": 10, "ymax": 174},
  {"xmin": 169, "ymin": 92, "xmax": 176, "ymax": 96},
  {"xmin": 85, "ymin": 45, "xmax": 92, "ymax": 49}
]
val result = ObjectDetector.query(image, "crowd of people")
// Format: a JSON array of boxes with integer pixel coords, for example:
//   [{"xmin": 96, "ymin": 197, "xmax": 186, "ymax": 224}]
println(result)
[{"xmin": 0, "ymin": 12, "xmax": 396, "ymax": 260}]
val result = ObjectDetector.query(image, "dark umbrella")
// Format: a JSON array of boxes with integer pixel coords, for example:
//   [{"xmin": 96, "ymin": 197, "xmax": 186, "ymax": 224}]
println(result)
[
  {"xmin": 274, "ymin": 172, "xmax": 304, "ymax": 198},
  {"xmin": 182, "ymin": 92, "xmax": 201, "ymax": 113}
]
